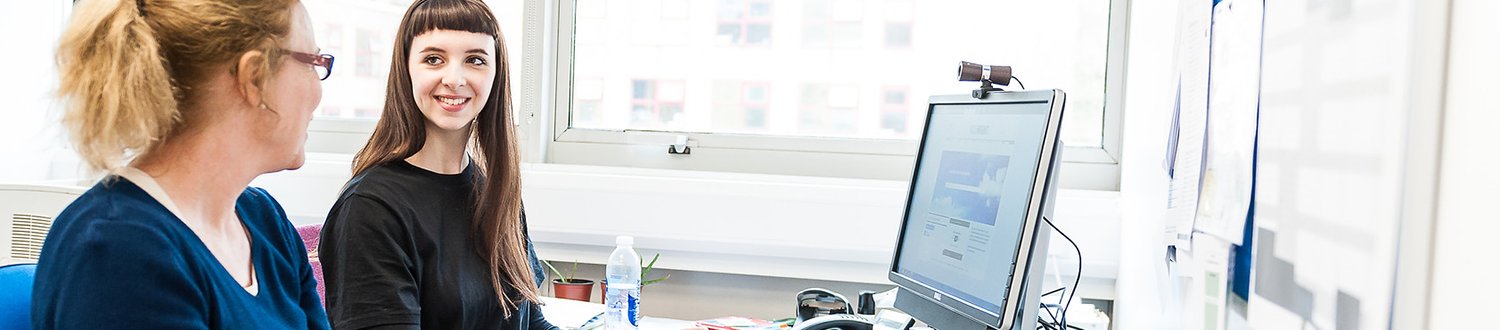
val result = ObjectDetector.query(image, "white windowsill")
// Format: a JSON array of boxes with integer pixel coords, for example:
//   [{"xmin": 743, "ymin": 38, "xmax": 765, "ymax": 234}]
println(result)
[{"xmin": 257, "ymin": 153, "xmax": 1121, "ymax": 296}]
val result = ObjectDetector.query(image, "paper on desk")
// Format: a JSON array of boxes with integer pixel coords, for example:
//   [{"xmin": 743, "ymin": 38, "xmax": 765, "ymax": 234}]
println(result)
[
  {"xmin": 1194, "ymin": 0, "xmax": 1263, "ymax": 245},
  {"xmin": 1165, "ymin": 0, "xmax": 1212, "ymax": 251},
  {"xmin": 539, "ymin": 297, "xmax": 605, "ymax": 330}
]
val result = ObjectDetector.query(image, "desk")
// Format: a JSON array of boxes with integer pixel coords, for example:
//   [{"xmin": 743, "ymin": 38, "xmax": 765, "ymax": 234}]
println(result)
[{"xmin": 540, "ymin": 297, "xmax": 697, "ymax": 330}]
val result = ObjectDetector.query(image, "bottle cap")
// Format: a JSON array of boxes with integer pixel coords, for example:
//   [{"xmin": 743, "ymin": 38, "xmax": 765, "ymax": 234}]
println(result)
[{"xmin": 616, "ymin": 235, "xmax": 634, "ymax": 246}]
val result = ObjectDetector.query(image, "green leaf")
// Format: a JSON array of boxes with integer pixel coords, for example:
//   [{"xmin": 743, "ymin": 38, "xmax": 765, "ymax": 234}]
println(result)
[
  {"xmin": 639, "ymin": 253, "xmax": 668, "ymax": 287},
  {"xmin": 541, "ymin": 259, "xmax": 567, "ymax": 281},
  {"xmin": 642, "ymin": 273, "xmax": 671, "ymax": 286},
  {"xmin": 541, "ymin": 259, "xmax": 582, "ymax": 282}
]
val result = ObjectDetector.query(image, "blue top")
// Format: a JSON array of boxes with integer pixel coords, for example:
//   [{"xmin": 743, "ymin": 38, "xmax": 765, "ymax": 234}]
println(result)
[{"xmin": 31, "ymin": 178, "xmax": 331, "ymax": 330}]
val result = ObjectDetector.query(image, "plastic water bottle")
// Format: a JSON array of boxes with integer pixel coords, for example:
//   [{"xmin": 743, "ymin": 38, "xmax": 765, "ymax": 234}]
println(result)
[{"xmin": 604, "ymin": 236, "xmax": 641, "ymax": 330}]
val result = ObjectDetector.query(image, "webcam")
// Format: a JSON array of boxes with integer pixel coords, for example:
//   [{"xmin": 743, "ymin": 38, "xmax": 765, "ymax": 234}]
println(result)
[{"xmin": 958, "ymin": 61, "xmax": 1014, "ymax": 99}]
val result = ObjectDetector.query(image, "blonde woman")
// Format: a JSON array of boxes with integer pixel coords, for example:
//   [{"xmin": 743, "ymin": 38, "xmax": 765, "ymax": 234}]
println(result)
[
  {"xmin": 319, "ymin": 0, "xmax": 553, "ymax": 329},
  {"xmin": 32, "ymin": 0, "xmax": 333, "ymax": 328}
]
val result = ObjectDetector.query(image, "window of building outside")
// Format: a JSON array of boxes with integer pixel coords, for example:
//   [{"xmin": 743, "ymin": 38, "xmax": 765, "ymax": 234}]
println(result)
[{"xmin": 717, "ymin": 0, "xmax": 773, "ymax": 46}]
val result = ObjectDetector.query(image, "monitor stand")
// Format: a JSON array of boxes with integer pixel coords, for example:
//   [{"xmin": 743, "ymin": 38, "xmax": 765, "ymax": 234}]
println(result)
[{"xmin": 892, "ymin": 225, "xmax": 1051, "ymax": 330}]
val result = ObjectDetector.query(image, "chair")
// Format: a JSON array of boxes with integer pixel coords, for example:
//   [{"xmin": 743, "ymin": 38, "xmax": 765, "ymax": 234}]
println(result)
[
  {"xmin": 0, "ymin": 184, "xmax": 86, "ymax": 266},
  {"xmin": 295, "ymin": 223, "xmax": 326, "ymax": 304},
  {"xmin": 0, "ymin": 263, "xmax": 37, "ymax": 330}
]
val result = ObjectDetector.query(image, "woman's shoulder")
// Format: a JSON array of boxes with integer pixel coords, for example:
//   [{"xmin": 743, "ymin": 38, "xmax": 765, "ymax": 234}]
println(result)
[
  {"xmin": 236, "ymin": 186, "xmax": 292, "ymax": 227},
  {"xmin": 335, "ymin": 161, "xmax": 451, "ymax": 209},
  {"xmin": 53, "ymin": 179, "xmax": 179, "ymax": 237},
  {"xmin": 326, "ymin": 163, "xmax": 422, "ymax": 223},
  {"xmin": 43, "ymin": 180, "xmax": 197, "ymax": 267},
  {"xmin": 340, "ymin": 162, "xmax": 418, "ymax": 198}
]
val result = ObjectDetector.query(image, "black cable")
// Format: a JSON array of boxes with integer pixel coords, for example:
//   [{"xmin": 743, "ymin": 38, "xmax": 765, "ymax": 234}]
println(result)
[
  {"xmin": 1044, "ymin": 306, "xmax": 1062, "ymax": 327},
  {"xmin": 1038, "ymin": 315, "xmax": 1087, "ymax": 330},
  {"xmin": 1043, "ymin": 216, "xmax": 1082, "ymax": 330},
  {"xmin": 1039, "ymin": 286, "xmax": 1068, "ymax": 326},
  {"xmin": 1038, "ymin": 286, "xmax": 1067, "ymax": 326},
  {"xmin": 1036, "ymin": 318, "xmax": 1057, "ymax": 330},
  {"xmin": 1011, "ymin": 76, "xmax": 1027, "ymax": 90}
]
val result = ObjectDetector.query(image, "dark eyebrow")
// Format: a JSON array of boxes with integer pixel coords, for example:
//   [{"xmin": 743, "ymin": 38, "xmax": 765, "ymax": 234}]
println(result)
[{"xmin": 417, "ymin": 47, "xmax": 489, "ymax": 56}]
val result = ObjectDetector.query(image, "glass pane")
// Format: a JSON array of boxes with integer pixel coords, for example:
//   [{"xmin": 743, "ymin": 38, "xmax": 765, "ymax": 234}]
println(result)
[
  {"xmin": 570, "ymin": 0, "xmax": 1110, "ymax": 147},
  {"xmin": 304, "ymin": 0, "xmax": 525, "ymax": 121}
]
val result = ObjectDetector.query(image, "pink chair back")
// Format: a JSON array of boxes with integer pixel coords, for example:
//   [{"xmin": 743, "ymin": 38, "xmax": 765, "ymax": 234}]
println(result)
[{"xmin": 295, "ymin": 223, "xmax": 326, "ymax": 305}]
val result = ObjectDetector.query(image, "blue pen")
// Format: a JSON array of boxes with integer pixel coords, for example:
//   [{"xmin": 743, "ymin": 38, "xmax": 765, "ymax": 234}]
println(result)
[{"xmin": 579, "ymin": 312, "xmax": 606, "ymax": 330}]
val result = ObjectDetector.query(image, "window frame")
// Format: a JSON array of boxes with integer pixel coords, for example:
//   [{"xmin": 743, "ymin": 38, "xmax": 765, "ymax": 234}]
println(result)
[
  {"xmin": 304, "ymin": 0, "xmax": 1128, "ymax": 190},
  {"xmin": 529, "ymin": 0, "xmax": 1127, "ymax": 190}
]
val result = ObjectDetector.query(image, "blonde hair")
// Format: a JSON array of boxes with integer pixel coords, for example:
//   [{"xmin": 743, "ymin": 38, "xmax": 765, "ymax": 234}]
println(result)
[{"xmin": 57, "ymin": 0, "xmax": 296, "ymax": 172}]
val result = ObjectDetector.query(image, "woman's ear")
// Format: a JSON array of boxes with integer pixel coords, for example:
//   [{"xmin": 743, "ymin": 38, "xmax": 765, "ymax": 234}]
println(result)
[{"xmin": 233, "ymin": 50, "xmax": 268, "ymax": 109}]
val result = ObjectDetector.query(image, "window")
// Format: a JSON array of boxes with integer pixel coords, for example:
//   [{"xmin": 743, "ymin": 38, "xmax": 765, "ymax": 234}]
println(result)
[
  {"xmin": 711, "ymin": 81, "xmax": 770, "ymax": 132},
  {"xmin": 541, "ymin": 0, "xmax": 1127, "ymax": 189},
  {"xmin": 802, "ymin": 0, "xmax": 864, "ymax": 49},
  {"xmin": 880, "ymin": 86, "xmax": 910, "ymax": 134},
  {"xmin": 717, "ymin": 0, "xmax": 773, "ymax": 46},
  {"xmin": 883, "ymin": 0, "xmax": 913, "ymax": 49},
  {"xmin": 797, "ymin": 83, "xmax": 860, "ymax": 135},
  {"xmin": 629, "ymin": 79, "xmax": 687, "ymax": 128}
]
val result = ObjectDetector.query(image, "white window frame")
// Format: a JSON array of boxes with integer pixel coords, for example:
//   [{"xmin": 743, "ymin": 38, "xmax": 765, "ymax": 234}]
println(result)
[
  {"xmin": 527, "ymin": 0, "xmax": 1128, "ymax": 191},
  {"xmin": 308, "ymin": 0, "xmax": 1128, "ymax": 191}
]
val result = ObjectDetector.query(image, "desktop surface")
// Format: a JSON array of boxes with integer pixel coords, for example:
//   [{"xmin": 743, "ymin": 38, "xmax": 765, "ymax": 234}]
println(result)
[{"xmin": 539, "ymin": 297, "xmax": 696, "ymax": 330}]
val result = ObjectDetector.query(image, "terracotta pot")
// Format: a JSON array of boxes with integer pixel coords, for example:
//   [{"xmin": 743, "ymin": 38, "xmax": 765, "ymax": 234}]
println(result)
[{"xmin": 552, "ymin": 278, "xmax": 595, "ymax": 302}]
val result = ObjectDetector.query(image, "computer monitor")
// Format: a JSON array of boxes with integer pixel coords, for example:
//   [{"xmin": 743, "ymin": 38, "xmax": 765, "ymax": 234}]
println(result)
[{"xmin": 887, "ymin": 90, "xmax": 1066, "ymax": 330}]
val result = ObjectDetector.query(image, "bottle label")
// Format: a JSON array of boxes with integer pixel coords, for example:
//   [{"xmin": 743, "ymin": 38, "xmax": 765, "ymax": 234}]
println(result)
[
  {"xmin": 605, "ymin": 287, "xmax": 640, "ymax": 329},
  {"xmin": 627, "ymin": 289, "xmax": 639, "ymax": 326}
]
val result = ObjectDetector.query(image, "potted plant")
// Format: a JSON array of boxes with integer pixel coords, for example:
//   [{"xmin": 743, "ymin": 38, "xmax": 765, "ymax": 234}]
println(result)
[{"xmin": 542, "ymin": 259, "xmax": 595, "ymax": 302}]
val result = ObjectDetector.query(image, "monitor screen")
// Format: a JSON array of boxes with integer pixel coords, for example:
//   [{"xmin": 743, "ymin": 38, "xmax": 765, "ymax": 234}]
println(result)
[{"xmin": 890, "ymin": 100, "xmax": 1052, "ymax": 314}]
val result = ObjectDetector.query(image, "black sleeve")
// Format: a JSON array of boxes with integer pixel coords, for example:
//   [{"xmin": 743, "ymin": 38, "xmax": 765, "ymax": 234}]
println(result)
[
  {"xmin": 526, "ymin": 301, "xmax": 561, "ymax": 330},
  {"xmin": 321, "ymin": 194, "xmax": 422, "ymax": 330},
  {"xmin": 521, "ymin": 209, "xmax": 546, "ymax": 288},
  {"xmin": 520, "ymin": 209, "xmax": 558, "ymax": 330}
]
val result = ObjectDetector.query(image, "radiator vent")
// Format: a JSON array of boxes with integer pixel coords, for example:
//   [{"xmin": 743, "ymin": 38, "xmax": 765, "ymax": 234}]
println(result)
[{"xmin": 11, "ymin": 213, "xmax": 54, "ymax": 261}]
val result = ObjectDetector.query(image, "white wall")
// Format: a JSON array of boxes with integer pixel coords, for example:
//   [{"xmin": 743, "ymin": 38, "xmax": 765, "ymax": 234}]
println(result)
[
  {"xmin": 0, "ymin": 2, "xmax": 74, "ymax": 184},
  {"xmin": 1429, "ymin": 0, "xmax": 1500, "ymax": 327},
  {"xmin": 1110, "ymin": 0, "xmax": 1177, "ymax": 328}
]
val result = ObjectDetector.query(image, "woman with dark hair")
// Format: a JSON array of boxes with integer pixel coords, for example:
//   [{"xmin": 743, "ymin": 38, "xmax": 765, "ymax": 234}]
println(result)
[
  {"xmin": 318, "ymin": 0, "xmax": 554, "ymax": 329},
  {"xmin": 35, "ymin": 0, "xmax": 333, "ymax": 328}
]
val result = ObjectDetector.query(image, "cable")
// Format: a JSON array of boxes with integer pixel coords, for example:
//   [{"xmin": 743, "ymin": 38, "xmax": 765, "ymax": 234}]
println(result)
[
  {"xmin": 1039, "ymin": 315, "xmax": 1086, "ymax": 330},
  {"xmin": 1043, "ymin": 216, "xmax": 1082, "ymax": 330},
  {"xmin": 1011, "ymin": 76, "xmax": 1028, "ymax": 90},
  {"xmin": 1039, "ymin": 287, "xmax": 1066, "ymax": 299},
  {"xmin": 1038, "ymin": 286, "xmax": 1069, "ymax": 326},
  {"xmin": 1038, "ymin": 315, "xmax": 1086, "ymax": 330}
]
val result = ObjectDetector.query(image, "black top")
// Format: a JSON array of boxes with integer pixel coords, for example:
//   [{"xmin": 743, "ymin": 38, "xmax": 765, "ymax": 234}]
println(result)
[{"xmin": 320, "ymin": 160, "xmax": 554, "ymax": 330}]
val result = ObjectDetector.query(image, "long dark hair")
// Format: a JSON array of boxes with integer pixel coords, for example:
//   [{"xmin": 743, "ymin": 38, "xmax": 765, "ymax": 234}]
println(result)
[{"xmin": 351, "ymin": 0, "xmax": 535, "ymax": 315}]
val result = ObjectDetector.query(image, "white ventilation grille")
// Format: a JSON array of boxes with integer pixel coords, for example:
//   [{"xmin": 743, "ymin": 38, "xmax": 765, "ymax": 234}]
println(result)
[{"xmin": 11, "ymin": 213, "xmax": 53, "ymax": 260}]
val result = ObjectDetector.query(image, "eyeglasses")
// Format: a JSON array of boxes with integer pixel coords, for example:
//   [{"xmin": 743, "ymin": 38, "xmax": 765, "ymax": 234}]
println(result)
[{"xmin": 286, "ymin": 50, "xmax": 335, "ymax": 80}]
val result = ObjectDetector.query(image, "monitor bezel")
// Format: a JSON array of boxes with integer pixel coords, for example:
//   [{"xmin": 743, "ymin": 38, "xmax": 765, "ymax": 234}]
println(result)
[{"xmin": 886, "ymin": 90, "xmax": 1066, "ymax": 329}]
